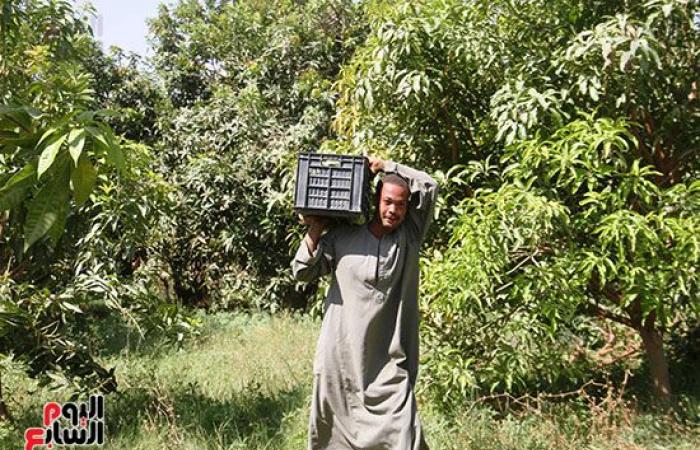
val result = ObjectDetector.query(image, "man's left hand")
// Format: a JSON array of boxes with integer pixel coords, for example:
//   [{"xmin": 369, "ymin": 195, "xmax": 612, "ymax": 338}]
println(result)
[{"xmin": 367, "ymin": 156, "xmax": 385, "ymax": 174}]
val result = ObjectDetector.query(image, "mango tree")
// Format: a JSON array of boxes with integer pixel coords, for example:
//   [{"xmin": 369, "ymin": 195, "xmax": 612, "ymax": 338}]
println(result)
[
  {"xmin": 147, "ymin": 0, "xmax": 365, "ymax": 309},
  {"xmin": 0, "ymin": 0, "xmax": 128, "ymax": 420},
  {"xmin": 333, "ymin": 0, "xmax": 699, "ymax": 405}
]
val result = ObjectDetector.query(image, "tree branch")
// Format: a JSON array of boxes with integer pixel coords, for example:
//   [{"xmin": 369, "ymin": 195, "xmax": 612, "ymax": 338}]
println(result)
[{"xmin": 585, "ymin": 302, "xmax": 633, "ymax": 328}]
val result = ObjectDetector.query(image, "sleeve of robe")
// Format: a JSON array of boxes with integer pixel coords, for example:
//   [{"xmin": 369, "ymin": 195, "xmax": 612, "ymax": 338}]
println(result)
[
  {"xmin": 291, "ymin": 228, "xmax": 336, "ymax": 282},
  {"xmin": 382, "ymin": 160, "xmax": 440, "ymax": 242}
]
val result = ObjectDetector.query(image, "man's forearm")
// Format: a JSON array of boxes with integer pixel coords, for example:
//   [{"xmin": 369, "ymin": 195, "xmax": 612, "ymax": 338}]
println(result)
[
  {"xmin": 382, "ymin": 160, "xmax": 436, "ymax": 188},
  {"xmin": 304, "ymin": 224, "xmax": 325, "ymax": 253}
]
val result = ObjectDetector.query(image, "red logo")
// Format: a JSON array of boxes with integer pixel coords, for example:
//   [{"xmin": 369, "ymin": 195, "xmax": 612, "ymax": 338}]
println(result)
[{"xmin": 24, "ymin": 394, "xmax": 104, "ymax": 450}]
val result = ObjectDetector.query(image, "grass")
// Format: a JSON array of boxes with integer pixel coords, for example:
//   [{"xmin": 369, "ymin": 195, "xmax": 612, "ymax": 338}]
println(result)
[{"xmin": 1, "ymin": 310, "xmax": 698, "ymax": 449}]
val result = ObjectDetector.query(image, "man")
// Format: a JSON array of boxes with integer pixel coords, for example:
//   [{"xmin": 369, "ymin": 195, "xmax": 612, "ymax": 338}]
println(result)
[{"xmin": 292, "ymin": 156, "xmax": 438, "ymax": 450}]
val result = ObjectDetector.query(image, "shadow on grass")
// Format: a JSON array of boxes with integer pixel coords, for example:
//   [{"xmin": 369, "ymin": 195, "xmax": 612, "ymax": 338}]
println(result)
[
  {"xmin": 105, "ymin": 377, "xmax": 307, "ymax": 447},
  {"xmin": 65, "ymin": 311, "xmax": 171, "ymax": 359},
  {"xmin": 2, "ymin": 310, "xmax": 309, "ymax": 449}
]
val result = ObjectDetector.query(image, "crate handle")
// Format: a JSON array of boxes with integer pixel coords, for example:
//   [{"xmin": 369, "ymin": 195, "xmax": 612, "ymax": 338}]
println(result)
[{"xmin": 320, "ymin": 157, "xmax": 341, "ymax": 168}]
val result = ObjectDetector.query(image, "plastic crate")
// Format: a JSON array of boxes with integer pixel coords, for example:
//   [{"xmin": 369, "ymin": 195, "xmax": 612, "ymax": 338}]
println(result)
[{"xmin": 294, "ymin": 153, "xmax": 371, "ymax": 220}]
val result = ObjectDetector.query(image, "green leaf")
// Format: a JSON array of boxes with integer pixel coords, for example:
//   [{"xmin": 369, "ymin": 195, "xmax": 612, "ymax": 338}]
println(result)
[
  {"xmin": 87, "ymin": 126, "xmax": 125, "ymax": 171},
  {"xmin": 67, "ymin": 128, "xmax": 86, "ymax": 166},
  {"xmin": 45, "ymin": 197, "xmax": 70, "ymax": 246},
  {"xmin": 661, "ymin": 3, "xmax": 672, "ymax": 17},
  {"xmin": 589, "ymin": 85, "xmax": 599, "ymax": 101},
  {"xmin": 75, "ymin": 111, "xmax": 95, "ymax": 122},
  {"xmin": 0, "ymin": 162, "xmax": 37, "ymax": 210},
  {"xmin": 96, "ymin": 108, "xmax": 120, "ymax": 118},
  {"xmin": 37, "ymin": 133, "xmax": 68, "ymax": 178},
  {"xmin": 85, "ymin": 125, "xmax": 109, "ymax": 148},
  {"xmin": 0, "ymin": 105, "xmax": 32, "ymax": 131},
  {"xmin": 104, "ymin": 142, "xmax": 125, "ymax": 171},
  {"xmin": 0, "ymin": 129, "xmax": 38, "ymax": 149},
  {"xmin": 23, "ymin": 173, "xmax": 70, "ymax": 251},
  {"xmin": 60, "ymin": 302, "xmax": 83, "ymax": 314},
  {"xmin": 36, "ymin": 126, "xmax": 58, "ymax": 148},
  {"xmin": 70, "ymin": 156, "xmax": 97, "ymax": 206},
  {"xmin": 0, "ymin": 129, "xmax": 16, "ymax": 138}
]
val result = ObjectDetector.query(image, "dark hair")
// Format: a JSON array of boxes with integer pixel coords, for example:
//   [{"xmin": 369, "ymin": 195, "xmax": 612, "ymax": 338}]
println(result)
[{"xmin": 378, "ymin": 173, "xmax": 410, "ymax": 196}]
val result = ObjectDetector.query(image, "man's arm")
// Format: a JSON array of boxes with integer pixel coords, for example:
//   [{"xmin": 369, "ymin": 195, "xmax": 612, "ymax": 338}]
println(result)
[
  {"xmin": 369, "ymin": 157, "xmax": 439, "ymax": 242},
  {"xmin": 291, "ymin": 215, "xmax": 335, "ymax": 282},
  {"xmin": 302, "ymin": 215, "xmax": 326, "ymax": 254}
]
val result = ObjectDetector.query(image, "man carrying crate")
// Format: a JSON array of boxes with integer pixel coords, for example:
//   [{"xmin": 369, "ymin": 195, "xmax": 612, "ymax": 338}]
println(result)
[{"xmin": 292, "ymin": 156, "xmax": 438, "ymax": 450}]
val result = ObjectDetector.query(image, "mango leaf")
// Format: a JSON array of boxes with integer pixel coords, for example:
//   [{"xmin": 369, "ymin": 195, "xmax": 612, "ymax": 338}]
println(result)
[
  {"xmin": 45, "ymin": 196, "xmax": 70, "ymax": 246},
  {"xmin": 0, "ymin": 104, "xmax": 33, "ymax": 131},
  {"xmin": 88, "ymin": 126, "xmax": 125, "ymax": 171},
  {"xmin": 37, "ymin": 133, "xmax": 68, "ymax": 178},
  {"xmin": 23, "ymin": 172, "xmax": 70, "ymax": 251},
  {"xmin": 75, "ymin": 111, "xmax": 95, "ymax": 122},
  {"xmin": 95, "ymin": 109, "xmax": 120, "ymax": 118},
  {"xmin": 70, "ymin": 156, "xmax": 97, "ymax": 206},
  {"xmin": 102, "ymin": 128, "xmax": 125, "ymax": 171},
  {"xmin": 0, "ymin": 130, "xmax": 19, "ymax": 139},
  {"xmin": 0, "ymin": 129, "xmax": 38, "ymax": 149},
  {"xmin": 85, "ymin": 125, "xmax": 109, "ymax": 147},
  {"xmin": 0, "ymin": 161, "xmax": 37, "ymax": 189},
  {"xmin": 36, "ymin": 126, "xmax": 59, "ymax": 149},
  {"xmin": 0, "ymin": 300, "xmax": 30, "ymax": 332},
  {"xmin": 25, "ymin": 106, "xmax": 42, "ymax": 119},
  {"xmin": 67, "ymin": 128, "xmax": 86, "ymax": 166},
  {"xmin": 0, "ymin": 162, "xmax": 37, "ymax": 210},
  {"xmin": 104, "ymin": 142, "xmax": 125, "ymax": 171},
  {"xmin": 60, "ymin": 302, "xmax": 83, "ymax": 314}
]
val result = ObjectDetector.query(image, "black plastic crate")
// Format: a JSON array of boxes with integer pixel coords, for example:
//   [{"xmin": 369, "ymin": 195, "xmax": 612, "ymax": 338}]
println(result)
[{"xmin": 294, "ymin": 153, "xmax": 371, "ymax": 220}]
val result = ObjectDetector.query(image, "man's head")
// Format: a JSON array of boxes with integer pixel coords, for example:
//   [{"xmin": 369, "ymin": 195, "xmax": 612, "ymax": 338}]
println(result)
[{"xmin": 375, "ymin": 174, "xmax": 410, "ymax": 231}]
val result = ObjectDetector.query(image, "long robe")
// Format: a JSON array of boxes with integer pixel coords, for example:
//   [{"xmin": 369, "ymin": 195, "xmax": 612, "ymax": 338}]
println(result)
[{"xmin": 292, "ymin": 161, "xmax": 438, "ymax": 450}]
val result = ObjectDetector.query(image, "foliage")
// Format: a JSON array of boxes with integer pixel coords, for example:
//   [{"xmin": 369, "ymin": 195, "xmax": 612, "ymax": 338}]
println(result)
[
  {"xmin": 0, "ymin": 0, "xmax": 125, "ymax": 252},
  {"xmin": 334, "ymin": 0, "xmax": 700, "ymax": 406},
  {"xmin": 0, "ymin": 276, "xmax": 117, "ymax": 393},
  {"xmin": 88, "ymin": 48, "xmax": 164, "ymax": 143},
  {"xmin": 422, "ymin": 115, "xmax": 699, "ymax": 406},
  {"xmin": 148, "ymin": 0, "xmax": 365, "ymax": 310},
  {"xmin": 0, "ymin": 0, "xmax": 195, "ymax": 406},
  {"xmin": 332, "ymin": 0, "xmax": 627, "ymax": 168}
]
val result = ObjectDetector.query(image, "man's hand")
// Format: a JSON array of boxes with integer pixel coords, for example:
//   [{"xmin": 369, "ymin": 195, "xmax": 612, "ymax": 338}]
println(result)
[
  {"xmin": 366, "ymin": 156, "xmax": 385, "ymax": 174},
  {"xmin": 299, "ymin": 214, "xmax": 329, "ymax": 254},
  {"xmin": 298, "ymin": 214, "xmax": 329, "ymax": 231}
]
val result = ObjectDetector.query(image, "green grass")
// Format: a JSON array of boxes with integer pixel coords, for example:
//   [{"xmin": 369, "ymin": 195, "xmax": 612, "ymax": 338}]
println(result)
[{"xmin": 1, "ymin": 311, "xmax": 698, "ymax": 449}]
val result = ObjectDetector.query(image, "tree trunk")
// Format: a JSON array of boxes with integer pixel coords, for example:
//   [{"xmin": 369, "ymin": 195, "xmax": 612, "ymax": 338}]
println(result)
[
  {"xmin": 440, "ymin": 103, "xmax": 460, "ymax": 165},
  {"xmin": 638, "ymin": 324, "xmax": 672, "ymax": 406}
]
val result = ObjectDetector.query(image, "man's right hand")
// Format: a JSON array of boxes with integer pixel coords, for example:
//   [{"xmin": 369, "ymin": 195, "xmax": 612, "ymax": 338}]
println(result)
[
  {"xmin": 298, "ymin": 214, "xmax": 329, "ymax": 253},
  {"xmin": 298, "ymin": 214, "xmax": 329, "ymax": 230}
]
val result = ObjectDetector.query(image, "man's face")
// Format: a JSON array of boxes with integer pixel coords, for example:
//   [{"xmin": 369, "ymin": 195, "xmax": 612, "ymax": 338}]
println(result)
[{"xmin": 378, "ymin": 182, "xmax": 409, "ymax": 231}]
